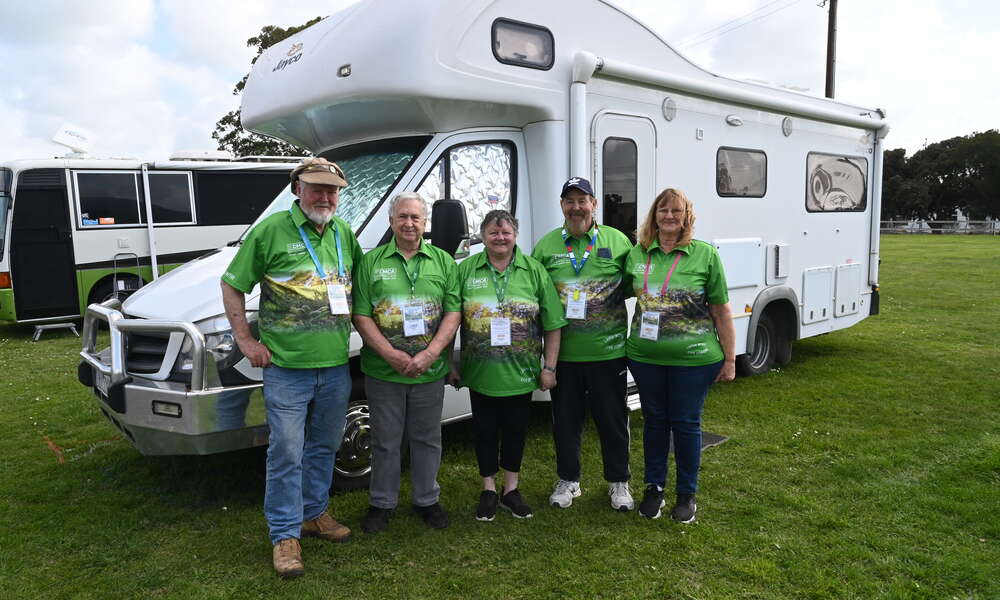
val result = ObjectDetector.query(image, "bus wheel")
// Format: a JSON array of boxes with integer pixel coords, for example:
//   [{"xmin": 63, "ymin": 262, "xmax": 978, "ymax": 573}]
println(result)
[
  {"xmin": 737, "ymin": 313, "xmax": 780, "ymax": 376},
  {"xmin": 332, "ymin": 400, "xmax": 372, "ymax": 492},
  {"xmin": 88, "ymin": 276, "xmax": 141, "ymax": 306}
]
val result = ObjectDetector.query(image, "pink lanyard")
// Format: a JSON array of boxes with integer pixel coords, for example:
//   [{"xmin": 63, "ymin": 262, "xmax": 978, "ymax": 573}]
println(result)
[{"xmin": 643, "ymin": 251, "xmax": 682, "ymax": 297}]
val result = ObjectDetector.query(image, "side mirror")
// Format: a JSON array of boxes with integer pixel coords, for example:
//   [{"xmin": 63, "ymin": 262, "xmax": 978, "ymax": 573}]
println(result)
[{"xmin": 431, "ymin": 199, "xmax": 469, "ymax": 257}]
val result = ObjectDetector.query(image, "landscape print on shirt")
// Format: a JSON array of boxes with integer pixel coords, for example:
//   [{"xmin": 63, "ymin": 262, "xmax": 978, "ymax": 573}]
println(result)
[
  {"xmin": 461, "ymin": 293, "xmax": 542, "ymax": 363},
  {"xmin": 260, "ymin": 270, "xmax": 353, "ymax": 334},
  {"xmin": 551, "ymin": 277, "xmax": 627, "ymax": 334},
  {"xmin": 632, "ymin": 286, "xmax": 714, "ymax": 341},
  {"xmin": 372, "ymin": 296, "xmax": 442, "ymax": 356}
]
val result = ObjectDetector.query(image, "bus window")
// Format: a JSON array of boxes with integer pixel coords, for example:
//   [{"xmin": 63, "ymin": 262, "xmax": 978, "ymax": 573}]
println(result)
[
  {"xmin": 0, "ymin": 167, "xmax": 10, "ymax": 255},
  {"xmin": 139, "ymin": 173, "xmax": 196, "ymax": 224},
  {"xmin": 76, "ymin": 172, "xmax": 141, "ymax": 226}
]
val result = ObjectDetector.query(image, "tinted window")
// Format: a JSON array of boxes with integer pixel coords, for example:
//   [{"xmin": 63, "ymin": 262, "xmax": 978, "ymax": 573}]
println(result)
[
  {"xmin": 148, "ymin": 173, "xmax": 193, "ymax": 223},
  {"xmin": 492, "ymin": 19, "xmax": 554, "ymax": 70},
  {"xmin": 195, "ymin": 171, "xmax": 289, "ymax": 226},
  {"xmin": 76, "ymin": 172, "xmax": 140, "ymax": 226},
  {"xmin": 602, "ymin": 138, "xmax": 637, "ymax": 243},
  {"xmin": 717, "ymin": 147, "xmax": 767, "ymax": 197},
  {"xmin": 806, "ymin": 153, "xmax": 868, "ymax": 212}
]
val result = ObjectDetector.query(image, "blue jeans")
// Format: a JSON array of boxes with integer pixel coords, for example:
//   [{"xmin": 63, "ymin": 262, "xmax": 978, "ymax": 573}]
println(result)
[
  {"xmin": 263, "ymin": 364, "xmax": 350, "ymax": 544},
  {"xmin": 628, "ymin": 359, "xmax": 722, "ymax": 494}
]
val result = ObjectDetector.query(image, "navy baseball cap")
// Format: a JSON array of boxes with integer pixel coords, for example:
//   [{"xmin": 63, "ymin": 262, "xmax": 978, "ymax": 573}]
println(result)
[{"xmin": 560, "ymin": 176, "xmax": 594, "ymax": 198}]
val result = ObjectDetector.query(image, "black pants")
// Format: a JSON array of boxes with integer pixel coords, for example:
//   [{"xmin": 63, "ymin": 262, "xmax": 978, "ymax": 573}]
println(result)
[
  {"xmin": 549, "ymin": 357, "xmax": 631, "ymax": 482},
  {"xmin": 470, "ymin": 391, "xmax": 532, "ymax": 477}
]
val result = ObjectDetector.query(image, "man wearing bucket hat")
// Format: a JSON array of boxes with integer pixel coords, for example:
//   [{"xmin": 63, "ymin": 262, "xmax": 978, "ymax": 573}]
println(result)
[
  {"xmin": 531, "ymin": 176, "xmax": 635, "ymax": 512},
  {"xmin": 221, "ymin": 157, "xmax": 364, "ymax": 579}
]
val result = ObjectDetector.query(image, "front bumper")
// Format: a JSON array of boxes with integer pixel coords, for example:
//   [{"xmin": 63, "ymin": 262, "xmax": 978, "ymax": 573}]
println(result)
[{"xmin": 79, "ymin": 300, "xmax": 268, "ymax": 455}]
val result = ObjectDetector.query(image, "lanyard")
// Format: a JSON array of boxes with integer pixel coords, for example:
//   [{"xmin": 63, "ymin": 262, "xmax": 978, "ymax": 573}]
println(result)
[
  {"xmin": 561, "ymin": 224, "xmax": 599, "ymax": 276},
  {"xmin": 643, "ymin": 250, "xmax": 683, "ymax": 297},
  {"xmin": 291, "ymin": 206, "xmax": 344, "ymax": 279},
  {"xmin": 488, "ymin": 257, "xmax": 513, "ymax": 305},
  {"xmin": 399, "ymin": 252, "xmax": 421, "ymax": 296}
]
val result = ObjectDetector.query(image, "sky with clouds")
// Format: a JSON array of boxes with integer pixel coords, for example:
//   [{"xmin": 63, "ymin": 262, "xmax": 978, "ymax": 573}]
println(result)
[{"xmin": 1, "ymin": 0, "xmax": 996, "ymax": 161}]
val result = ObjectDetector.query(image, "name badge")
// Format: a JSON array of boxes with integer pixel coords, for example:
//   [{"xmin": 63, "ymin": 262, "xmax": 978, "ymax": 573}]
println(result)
[
  {"xmin": 403, "ymin": 304, "xmax": 426, "ymax": 337},
  {"xmin": 327, "ymin": 283, "xmax": 349, "ymax": 315},
  {"xmin": 490, "ymin": 317, "xmax": 511, "ymax": 346},
  {"xmin": 639, "ymin": 311, "xmax": 660, "ymax": 341},
  {"xmin": 565, "ymin": 287, "xmax": 587, "ymax": 320}
]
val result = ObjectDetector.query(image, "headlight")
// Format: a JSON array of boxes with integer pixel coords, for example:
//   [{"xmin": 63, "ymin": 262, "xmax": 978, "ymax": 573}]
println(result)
[{"xmin": 175, "ymin": 314, "xmax": 256, "ymax": 373}]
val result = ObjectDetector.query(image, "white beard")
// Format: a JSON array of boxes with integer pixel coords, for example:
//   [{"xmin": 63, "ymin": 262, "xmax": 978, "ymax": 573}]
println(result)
[{"xmin": 301, "ymin": 205, "xmax": 333, "ymax": 226}]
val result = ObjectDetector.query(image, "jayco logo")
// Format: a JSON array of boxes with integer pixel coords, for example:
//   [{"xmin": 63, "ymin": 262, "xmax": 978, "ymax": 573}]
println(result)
[
  {"xmin": 287, "ymin": 242, "xmax": 306, "ymax": 253},
  {"xmin": 273, "ymin": 43, "xmax": 304, "ymax": 72}
]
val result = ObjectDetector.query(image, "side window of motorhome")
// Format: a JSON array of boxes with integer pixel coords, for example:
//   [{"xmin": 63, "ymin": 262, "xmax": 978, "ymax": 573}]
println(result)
[
  {"xmin": 417, "ymin": 142, "xmax": 514, "ymax": 238},
  {"xmin": 603, "ymin": 138, "xmax": 638, "ymax": 243},
  {"xmin": 716, "ymin": 147, "xmax": 767, "ymax": 198},
  {"xmin": 805, "ymin": 153, "xmax": 868, "ymax": 212},
  {"xmin": 74, "ymin": 171, "xmax": 195, "ymax": 227},
  {"xmin": 492, "ymin": 18, "xmax": 554, "ymax": 70}
]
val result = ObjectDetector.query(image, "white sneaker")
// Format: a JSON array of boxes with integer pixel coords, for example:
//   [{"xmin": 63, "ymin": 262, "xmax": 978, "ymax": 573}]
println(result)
[
  {"xmin": 549, "ymin": 479, "xmax": 582, "ymax": 508},
  {"xmin": 608, "ymin": 481, "xmax": 634, "ymax": 512}
]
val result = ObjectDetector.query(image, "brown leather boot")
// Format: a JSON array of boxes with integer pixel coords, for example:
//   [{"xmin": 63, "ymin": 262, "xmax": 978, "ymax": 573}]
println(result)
[
  {"xmin": 272, "ymin": 538, "xmax": 305, "ymax": 579},
  {"xmin": 301, "ymin": 512, "xmax": 352, "ymax": 543}
]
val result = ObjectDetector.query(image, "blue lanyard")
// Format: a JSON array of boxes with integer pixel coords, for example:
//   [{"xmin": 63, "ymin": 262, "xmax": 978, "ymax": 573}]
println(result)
[
  {"xmin": 561, "ymin": 224, "xmax": 599, "ymax": 276},
  {"xmin": 290, "ymin": 206, "xmax": 344, "ymax": 279}
]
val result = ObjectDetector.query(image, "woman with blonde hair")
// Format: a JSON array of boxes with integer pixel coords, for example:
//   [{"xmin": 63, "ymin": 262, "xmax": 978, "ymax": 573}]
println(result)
[{"xmin": 625, "ymin": 188, "xmax": 736, "ymax": 522}]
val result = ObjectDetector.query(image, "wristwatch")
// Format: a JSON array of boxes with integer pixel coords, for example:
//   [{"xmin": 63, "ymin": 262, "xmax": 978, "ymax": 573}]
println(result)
[{"xmin": 542, "ymin": 365, "xmax": 557, "ymax": 374}]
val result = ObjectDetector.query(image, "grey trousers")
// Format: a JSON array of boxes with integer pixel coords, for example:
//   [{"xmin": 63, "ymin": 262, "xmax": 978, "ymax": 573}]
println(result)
[{"xmin": 365, "ymin": 375, "xmax": 445, "ymax": 509}]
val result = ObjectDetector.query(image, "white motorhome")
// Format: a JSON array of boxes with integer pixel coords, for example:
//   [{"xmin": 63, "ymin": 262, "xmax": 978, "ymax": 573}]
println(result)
[
  {"xmin": 78, "ymin": 0, "xmax": 888, "ymax": 488},
  {"xmin": 0, "ymin": 156, "xmax": 297, "ymax": 323}
]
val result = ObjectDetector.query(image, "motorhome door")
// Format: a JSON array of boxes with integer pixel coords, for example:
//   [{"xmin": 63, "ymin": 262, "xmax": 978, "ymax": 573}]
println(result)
[{"xmin": 592, "ymin": 113, "xmax": 656, "ymax": 243}]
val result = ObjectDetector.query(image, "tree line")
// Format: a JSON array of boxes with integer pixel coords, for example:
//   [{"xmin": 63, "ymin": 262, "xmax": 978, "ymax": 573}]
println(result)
[{"xmin": 882, "ymin": 130, "xmax": 1000, "ymax": 223}]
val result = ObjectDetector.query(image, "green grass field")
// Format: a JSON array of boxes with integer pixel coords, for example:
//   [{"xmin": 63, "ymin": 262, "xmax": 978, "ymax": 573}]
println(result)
[{"xmin": 1, "ymin": 235, "xmax": 997, "ymax": 599}]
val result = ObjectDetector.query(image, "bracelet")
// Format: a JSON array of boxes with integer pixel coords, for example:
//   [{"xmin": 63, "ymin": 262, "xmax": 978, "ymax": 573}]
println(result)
[{"xmin": 542, "ymin": 366, "xmax": 557, "ymax": 374}]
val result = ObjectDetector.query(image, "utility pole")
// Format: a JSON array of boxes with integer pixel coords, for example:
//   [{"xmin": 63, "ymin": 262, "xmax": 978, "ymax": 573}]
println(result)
[{"xmin": 823, "ymin": 0, "xmax": 838, "ymax": 98}]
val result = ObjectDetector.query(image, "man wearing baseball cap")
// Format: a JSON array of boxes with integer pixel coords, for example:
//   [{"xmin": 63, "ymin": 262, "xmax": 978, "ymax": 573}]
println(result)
[
  {"xmin": 531, "ymin": 176, "xmax": 635, "ymax": 512},
  {"xmin": 221, "ymin": 157, "xmax": 364, "ymax": 578}
]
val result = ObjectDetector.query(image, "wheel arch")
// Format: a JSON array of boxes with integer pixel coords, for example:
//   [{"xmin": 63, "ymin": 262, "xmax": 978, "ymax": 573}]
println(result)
[{"xmin": 747, "ymin": 286, "xmax": 799, "ymax": 356}]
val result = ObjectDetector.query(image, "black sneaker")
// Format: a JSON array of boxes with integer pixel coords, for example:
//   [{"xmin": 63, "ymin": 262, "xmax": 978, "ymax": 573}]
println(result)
[
  {"xmin": 670, "ymin": 493, "xmax": 697, "ymax": 523},
  {"xmin": 638, "ymin": 484, "xmax": 665, "ymax": 519},
  {"xmin": 361, "ymin": 506, "xmax": 393, "ymax": 534},
  {"xmin": 476, "ymin": 490, "xmax": 499, "ymax": 522},
  {"xmin": 414, "ymin": 502, "xmax": 450, "ymax": 529},
  {"xmin": 499, "ymin": 488, "xmax": 533, "ymax": 518}
]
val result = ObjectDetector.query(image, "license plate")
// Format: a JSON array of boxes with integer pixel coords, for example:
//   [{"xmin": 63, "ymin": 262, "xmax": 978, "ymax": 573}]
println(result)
[{"xmin": 95, "ymin": 371, "xmax": 110, "ymax": 396}]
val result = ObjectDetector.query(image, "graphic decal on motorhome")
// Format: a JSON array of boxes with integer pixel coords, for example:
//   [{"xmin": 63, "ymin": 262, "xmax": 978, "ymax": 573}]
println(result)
[
  {"xmin": 259, "ymin": 270, "xmax": 352, "ymax": 333},
  {"xmin": 371, "ymin": 296, "xmax": 443, "ymax": 356},
  {"xmin": 806, "ymin": 153, "xmax": 868, "ymax": 212}
]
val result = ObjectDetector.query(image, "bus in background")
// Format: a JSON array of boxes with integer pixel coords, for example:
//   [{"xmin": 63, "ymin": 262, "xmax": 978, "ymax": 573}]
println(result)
[{"xmin": 0, "ymin": 155, "xmax": 299, "ymax": 324}]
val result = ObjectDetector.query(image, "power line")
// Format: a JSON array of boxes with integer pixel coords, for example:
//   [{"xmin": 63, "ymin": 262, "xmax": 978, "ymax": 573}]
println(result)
[{"xmin": 678, "ymin": 0, "xmax": 804, "ymax": 50}]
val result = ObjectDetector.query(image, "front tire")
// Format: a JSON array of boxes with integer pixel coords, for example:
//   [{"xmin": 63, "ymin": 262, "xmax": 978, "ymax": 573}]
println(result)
[{"xmin": 332, "ymin": 401, "xmax": 372, "ymax": 492}]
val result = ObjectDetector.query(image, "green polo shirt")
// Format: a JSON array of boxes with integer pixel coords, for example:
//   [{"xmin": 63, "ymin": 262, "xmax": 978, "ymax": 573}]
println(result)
[
  {"xmin": 457, "ymin": 247, "xmax": 567, "ymax": 396},
  {"xmin": 222, "ymin": 201, "xmax": 363, "ymax": 368},
  {"xmin": 531, "ymin": 223, "xmax": 632, "ymax": 362},
  {"xmin": 624, "ymin": 239, "xmax": 729, "ymax": 366},
  {"xmin": 352, "ymin": 237, "xmax": 461, "ymax": 384}
]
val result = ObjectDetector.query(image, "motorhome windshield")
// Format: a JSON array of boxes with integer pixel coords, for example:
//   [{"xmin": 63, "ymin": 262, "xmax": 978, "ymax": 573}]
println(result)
[
  {"xmin": 0, "ymin": 168, "xmax": 11, "ymax": 256},
  {"xmin": 242, "ymin": 137, "xmax": 428, "ymax": 240}
]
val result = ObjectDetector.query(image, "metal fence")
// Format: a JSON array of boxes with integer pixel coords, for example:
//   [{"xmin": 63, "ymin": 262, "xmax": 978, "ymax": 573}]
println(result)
[{"xmin": 881, "ymin": 220, "xmax": 1000, "ymax": 235}]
